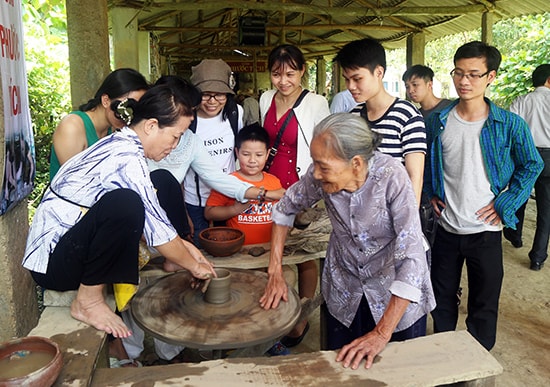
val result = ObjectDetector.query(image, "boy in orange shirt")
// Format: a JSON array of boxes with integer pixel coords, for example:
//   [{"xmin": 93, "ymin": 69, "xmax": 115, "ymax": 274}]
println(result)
[
  {"xmin": 205, "ymin": 123, "xmax": 284, "ymax": 245},
  {"xmin": 205, "ymin": 123, "xmax": 290, "ymax": 356}
]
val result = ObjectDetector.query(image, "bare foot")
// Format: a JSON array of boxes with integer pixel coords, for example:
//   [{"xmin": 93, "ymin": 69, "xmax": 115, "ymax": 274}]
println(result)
[{"xmin": 71, "ymin": 297, "xmax": 132, "ymax": 338}]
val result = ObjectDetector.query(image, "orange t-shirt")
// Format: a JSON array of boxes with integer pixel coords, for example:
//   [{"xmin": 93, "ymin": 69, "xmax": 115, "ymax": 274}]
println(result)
[{"xmin": 205, "ymin": 172, "xmax": 282, "ymax": 245}]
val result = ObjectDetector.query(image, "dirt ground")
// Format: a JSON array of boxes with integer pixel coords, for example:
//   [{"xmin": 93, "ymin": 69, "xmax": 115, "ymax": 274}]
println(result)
[
  {"xmin": 140, "ymin": 198, "xmax": 549, "ymax": 385},
  {"xmin": 486, "ymin": 198, "xmax": 550, "ymax": 386}
]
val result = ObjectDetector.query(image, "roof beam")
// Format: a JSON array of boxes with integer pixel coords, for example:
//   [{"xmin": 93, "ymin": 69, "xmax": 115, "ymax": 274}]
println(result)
[
  {"xmin": 121, "ymin": 1, "xmax": 491, "ymax": 17},
  {"xmin": 140, "ymin": 24, "xmax": 413, "ymax": 33}
]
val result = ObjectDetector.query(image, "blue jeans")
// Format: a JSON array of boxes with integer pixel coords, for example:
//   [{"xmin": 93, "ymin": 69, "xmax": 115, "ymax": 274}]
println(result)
[{"xmin": 430, "ymin": 228, "xmax": 503, "ymax": 350}]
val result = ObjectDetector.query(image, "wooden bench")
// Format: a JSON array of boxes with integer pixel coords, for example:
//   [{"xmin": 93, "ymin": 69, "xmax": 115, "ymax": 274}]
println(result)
[
  {"xmin": 91, "ymin": 331, "xmax": 502, "ymax": 386},
  {"xmin": 28, "ymin": 291, "xmax": 111, "ymax": 387}
]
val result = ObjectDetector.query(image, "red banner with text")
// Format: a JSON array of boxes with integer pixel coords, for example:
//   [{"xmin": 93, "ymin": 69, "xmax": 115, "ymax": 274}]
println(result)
[{"xmin": 0, "ymin": 0, "xmax": 35, "ymax": 215}]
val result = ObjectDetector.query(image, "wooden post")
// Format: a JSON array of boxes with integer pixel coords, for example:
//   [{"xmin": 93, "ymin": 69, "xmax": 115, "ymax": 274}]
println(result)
[
  {"xmin": 482, "ymin": 12, "xmax": 494, "ymax": 44},
  {"xmin": 66, "ymin": 0, "xmax": 110, "ymax": 110},
  {"xmin": 406, "ymin": 32, "xmax": 425, "ymax": 68}
]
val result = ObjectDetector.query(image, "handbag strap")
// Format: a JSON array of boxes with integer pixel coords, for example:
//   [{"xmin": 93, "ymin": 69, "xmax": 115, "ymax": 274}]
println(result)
[
  {"xmin": 265, "ymin": 89, "xmax": 309, "ymax": 171},
  {"xmin": 48, "ymin": 184, "xmax": 90, "ymax": 209}
]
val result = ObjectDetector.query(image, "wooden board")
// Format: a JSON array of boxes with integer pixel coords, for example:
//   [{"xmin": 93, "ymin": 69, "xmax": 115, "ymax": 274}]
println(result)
[
  {"xmin": 91, "ymin": 331, "xmax": 503, "ymax": 387},
  {"xmin": 131, "ymin": 269, "xmax": 301, "ymax": 350},
  {"xmin": 29, "ymin": 307, "xmax": 109, "ymax": 387}
]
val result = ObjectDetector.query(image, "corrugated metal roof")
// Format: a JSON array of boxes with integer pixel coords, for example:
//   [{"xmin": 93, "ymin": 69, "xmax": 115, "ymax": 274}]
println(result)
[{"xmin": 107, "ymin": 0, "xmax": 549, "ymax": 72}]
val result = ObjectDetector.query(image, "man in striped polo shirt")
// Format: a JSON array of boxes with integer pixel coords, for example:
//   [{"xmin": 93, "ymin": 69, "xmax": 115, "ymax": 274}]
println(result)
[{"xmin": 334, "ymin": 38, "xmax": 426, "ymax": 207}]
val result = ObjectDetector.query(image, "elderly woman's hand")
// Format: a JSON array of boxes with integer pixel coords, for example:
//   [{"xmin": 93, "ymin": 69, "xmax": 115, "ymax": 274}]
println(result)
[
  {"xmin": 335, "ymin": 329, "xmax": 390, "ymax": 370},
  {"xmin": 259, "ymin": 271, "xmax": 288, "ymax": 309},
  {"xmin": 336, "ymin": 296, "xmax": 410, "ymax": 370}
]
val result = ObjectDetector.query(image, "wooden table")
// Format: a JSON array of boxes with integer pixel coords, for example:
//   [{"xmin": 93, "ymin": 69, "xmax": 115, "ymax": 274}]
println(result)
[
  {"xmin": 202, "ymin": 242, "xmax": 324, "ymax": 270},
  {"xmin": 142, "ymin": 242, "xmax": 326, "ymax": 278}
]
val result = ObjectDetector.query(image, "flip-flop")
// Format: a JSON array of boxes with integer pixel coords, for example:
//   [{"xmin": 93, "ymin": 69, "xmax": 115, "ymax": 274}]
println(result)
[
  {"xmin": 109, "ymin": 357, "xmax": 143, "ymax": 368},
  {"xmin": 281, "ymin": 322, "xmax": 310, "ymax": 348}
]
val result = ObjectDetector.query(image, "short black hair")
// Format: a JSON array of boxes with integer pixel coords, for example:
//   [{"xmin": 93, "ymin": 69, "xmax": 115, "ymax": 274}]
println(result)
[
  {"xmin": 235, "ymin": 123, "xmax": 270, "ymax": 149},
  {"xmin": 112, "ymin": 83, "xmax": 195, "ymax": 127},
  {"xmin": 334, "ymin": 38, "xmax": 386, "ymax": 73},
  {"xmin": 453, "ymin": 41, "xmax": 501, "ymax": 73},
  {"xmin": 154, "ymin": 75, "xmax": 202, "ymax": 109},
  {"xmin": 268, "ymin": 44, "xmax": 306, "ymax": 73},
  {"xmin": 532, "ymin": 64, "xmax": 550, "ymax": 87},
  {"xmin": 402, "ymin": 65, "xmax": 434, "ymax": 82}
]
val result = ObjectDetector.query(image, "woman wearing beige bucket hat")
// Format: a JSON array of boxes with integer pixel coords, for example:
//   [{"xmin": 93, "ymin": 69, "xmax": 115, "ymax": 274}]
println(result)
[{"xmin": 181, "ymin": 59, "xmax": 245, "ymax": 244}]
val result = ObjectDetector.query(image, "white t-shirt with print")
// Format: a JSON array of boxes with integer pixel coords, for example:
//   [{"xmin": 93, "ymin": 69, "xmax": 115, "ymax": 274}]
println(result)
[{"xmin": 184, "ymin": 106, "xmax": 243, "ymax": 206}]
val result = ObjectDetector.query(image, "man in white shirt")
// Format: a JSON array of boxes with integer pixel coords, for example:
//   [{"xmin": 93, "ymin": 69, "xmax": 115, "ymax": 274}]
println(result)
[
  {"xmin": 329, "ymin": 89, "xmax": 357, "ymax": 113},
  {"xmin": 505, "ymin": 64, "xmax": 550, "ymax": 271}
]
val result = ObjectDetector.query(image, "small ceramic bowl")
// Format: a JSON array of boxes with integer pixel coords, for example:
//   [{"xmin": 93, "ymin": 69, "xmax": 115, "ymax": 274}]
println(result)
[
  {"xmin": 0, "ymin": 336, "xmax": 63, "ymax": 387},
  {"xmin": 199, "ymin": 227, "xmax": 245, "ymax": 257}
]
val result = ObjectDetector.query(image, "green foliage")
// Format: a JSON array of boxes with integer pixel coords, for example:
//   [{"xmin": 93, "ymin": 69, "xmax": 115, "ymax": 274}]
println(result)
[
  {"xmin": 420, "ymin": 13, "xmax": 550, "ymax": 108},
  {"xmin": 22, "ymin": 0, "xmax": 70, "ymax": 219},
  {"xmin": 492, "ymin": 13, "xmax": 550, "ymax": 108}
]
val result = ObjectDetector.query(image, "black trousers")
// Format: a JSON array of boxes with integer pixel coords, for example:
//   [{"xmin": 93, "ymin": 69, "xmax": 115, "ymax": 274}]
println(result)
[
  {"xmin": 150, "ymin": 169, "xmax": 191, "ymax": 239},
  {"xmin": 504, "ymin": 148, "xmax": 550, "ymax": 264},
  {"xmin": 323, "ymin": 296, "xmax": 427, "ymax": 351},
  {"xmin": 430, "ymin": 228, "xmax": 503, "ymax": 350},
  {"xmin": 31, "ymin": 189, "xmax": 145, "ymax": 290}
]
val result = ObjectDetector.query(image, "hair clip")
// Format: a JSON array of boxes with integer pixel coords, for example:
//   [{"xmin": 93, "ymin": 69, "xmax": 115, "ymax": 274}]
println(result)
[{"xmin": 116, "ymin": 99, "xmax": 134, "ymax": 126}]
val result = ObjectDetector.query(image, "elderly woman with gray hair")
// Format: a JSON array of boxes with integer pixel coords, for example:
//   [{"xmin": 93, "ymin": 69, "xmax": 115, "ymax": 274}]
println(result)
[{"xmin": 260, "ymin": 113, "xmax": 435, "ymax": 369}]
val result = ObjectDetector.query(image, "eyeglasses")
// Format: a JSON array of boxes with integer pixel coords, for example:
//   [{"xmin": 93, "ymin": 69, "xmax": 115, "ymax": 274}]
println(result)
[
  {"xmin": 201, "ymin": 93, "xmax": 227, "ymax": 102},
  {"xmin": 450, "ymin": 69, "xmax": 490, "ymax": 81}
]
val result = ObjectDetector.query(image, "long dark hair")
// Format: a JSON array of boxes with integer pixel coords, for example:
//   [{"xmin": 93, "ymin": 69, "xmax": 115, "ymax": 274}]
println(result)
[{"xmin": 79, "ymin": 68, "xmax": 149, "ymax": 111}]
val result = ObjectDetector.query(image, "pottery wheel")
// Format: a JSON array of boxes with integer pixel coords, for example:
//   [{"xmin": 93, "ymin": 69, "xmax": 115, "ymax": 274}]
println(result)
[{"xmin": 131, "ymin": 269, "xmax": 301, "ymax": 350}]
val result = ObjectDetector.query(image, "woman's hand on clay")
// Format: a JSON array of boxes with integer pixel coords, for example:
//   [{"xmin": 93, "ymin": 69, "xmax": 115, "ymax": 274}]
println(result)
[
  {"xmin": 189, "ymin": 262, "xmax": 216, "ymax": 292},
  {"xmin": 181, "ymin": 238, "xmax": 215, "ymax": 269}
]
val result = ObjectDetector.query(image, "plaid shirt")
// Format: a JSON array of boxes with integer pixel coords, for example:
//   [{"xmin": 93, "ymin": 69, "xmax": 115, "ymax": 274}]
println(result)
[{"xmin": 424, "ymin": 98, "xmax": 543, "ymax": 229}]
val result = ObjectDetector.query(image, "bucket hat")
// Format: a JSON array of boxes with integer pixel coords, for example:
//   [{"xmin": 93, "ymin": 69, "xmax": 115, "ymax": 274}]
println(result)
[{"xmin": 190, "ymin": 59, "xmax": 235, "ymax": 95}]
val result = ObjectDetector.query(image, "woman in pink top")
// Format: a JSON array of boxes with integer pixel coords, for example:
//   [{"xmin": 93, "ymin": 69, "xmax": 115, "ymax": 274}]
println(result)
[{"xmin": 259, "ymin": 44, "xmax": 330, "ymax": 347}]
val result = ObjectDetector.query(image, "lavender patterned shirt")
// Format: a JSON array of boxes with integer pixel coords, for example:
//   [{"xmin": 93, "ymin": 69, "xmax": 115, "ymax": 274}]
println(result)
[
  {"xmin": 272, "ymin": 152, "xmax": 436, "ymax": 330},
  {"xmin": 23, "ymin": 128, "xmax": 177, "ymax": 274}
]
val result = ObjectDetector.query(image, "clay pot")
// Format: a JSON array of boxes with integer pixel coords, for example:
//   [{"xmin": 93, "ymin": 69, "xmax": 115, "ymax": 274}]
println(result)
[
  {"xmin": 199, "ymin": 227, "xmax": 245, "ymax": 257},
  {"xmin": 0, "ymin": 336, "xmax": 63, "ymax": 387},
  {"xmin": 204, "ymin": 268, "xmax": 232, "ymax": 304}
]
